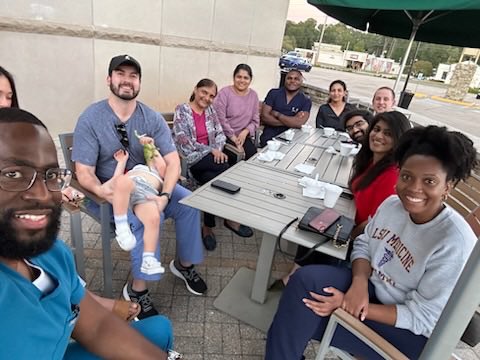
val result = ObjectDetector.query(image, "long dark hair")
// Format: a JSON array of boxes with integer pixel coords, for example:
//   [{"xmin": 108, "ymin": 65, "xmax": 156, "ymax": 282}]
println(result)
[
  {"xmin": 0, "ymin": 66, "xmax": 19, "ymax": 108},
  {"xmin": 189, "ymin": 78, "xmax": 217, "ymax": 102},
  {"xmin": 349, "ymin": 111, "xmax": 411, "ymax": 191}
]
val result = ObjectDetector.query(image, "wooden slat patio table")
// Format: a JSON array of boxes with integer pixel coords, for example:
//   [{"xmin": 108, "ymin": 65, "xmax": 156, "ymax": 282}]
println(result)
[
  {"xmin": 250, "ymin": 139, "xmax": 355, "ymax": 189},
  {"xmin": 274, "ymin": 127, "xmax": 331, "ymax": 146},
  {"xmin": 180, "ymin": 161, "xmax": 355, "ymax": 331},
  {"xmin": 273, "ymin": 127, "xmax": 349, "ymax": 147}
]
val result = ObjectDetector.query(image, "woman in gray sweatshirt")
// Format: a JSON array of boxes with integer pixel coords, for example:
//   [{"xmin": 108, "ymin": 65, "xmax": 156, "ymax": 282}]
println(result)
[{"xmin": 265, "ymin": 125, "xmax": 478, "ymax": 360}]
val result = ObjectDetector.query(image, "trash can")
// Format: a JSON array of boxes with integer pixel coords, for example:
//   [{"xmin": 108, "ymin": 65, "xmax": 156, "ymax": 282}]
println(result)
[
  {"xmin": 279, "ymin": 69, "xmax": 290, "ymax": 87},
  {"xmin": 398, "ymin": 90, "xmax": 414, "ymax": 109}
]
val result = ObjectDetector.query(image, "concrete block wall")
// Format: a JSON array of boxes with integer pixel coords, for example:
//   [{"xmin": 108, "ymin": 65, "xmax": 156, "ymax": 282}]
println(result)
[{"xmin": 0, "ymin": 0, "xmax": 289, "ymax": 136}]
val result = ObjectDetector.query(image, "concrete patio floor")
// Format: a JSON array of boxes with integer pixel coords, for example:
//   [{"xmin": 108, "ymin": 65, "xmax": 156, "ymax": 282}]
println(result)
[
  {"xmin": 58, "ymin": 209, "xmax": 480, "ymax": 360},
  {"xmin": 54, "ymin": 135, "xmax": 479, "ymax": 359}
]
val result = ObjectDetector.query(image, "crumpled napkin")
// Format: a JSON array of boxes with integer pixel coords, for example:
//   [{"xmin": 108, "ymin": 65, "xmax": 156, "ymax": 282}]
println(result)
[
  {"xmin": 298, "ymin": 177, "xmax": 327, "ymax": 199},
  {"xmin": 294, "ymin": 163, "xmax": 315, "ymax": 174},
  {"xmin": 298, "ymin": 177, "xmax": 326, "ymax": 188},
  {"xmin": 302, "ymin": 187, "xmax": 326, "ymax": 199},
  {"xmin": 257, "ymin": 151, "xmax": 285, "ymax": 162},
  {"xmin": 325, "ymin": 146, "xmax": 337, "ymax": 154}
]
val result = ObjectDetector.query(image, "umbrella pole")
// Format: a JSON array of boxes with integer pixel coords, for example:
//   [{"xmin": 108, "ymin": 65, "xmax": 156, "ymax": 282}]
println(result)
[
  {"xmin": 401, "ymin": 41, "xmax": 421, "ymax": 94},
  {"xmin": 393, "ymin": 10, "xmax": 435, "ymax": 95},
  {"xmin": 393, "ymin": 23, "xmax": 419, "ymax": 95}
]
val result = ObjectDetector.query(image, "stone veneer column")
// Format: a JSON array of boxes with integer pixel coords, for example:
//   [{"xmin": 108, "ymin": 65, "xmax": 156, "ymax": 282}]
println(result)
[{"xmin": 445, "ymin": 62, "xmax": 477, "ymax": 101}]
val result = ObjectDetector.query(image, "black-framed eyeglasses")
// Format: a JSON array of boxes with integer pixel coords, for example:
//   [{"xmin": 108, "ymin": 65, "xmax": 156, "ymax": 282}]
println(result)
[
  {"xmin": 345, "ymin": 119, "xmax": 367, "ymax": 133},
  {"xmin": 0, "ymin": 166, "xmax": 72, "ymax": 192},
  {"xmin": 115, "ymin": 123, "xmax": 129, "ymax": 148}
]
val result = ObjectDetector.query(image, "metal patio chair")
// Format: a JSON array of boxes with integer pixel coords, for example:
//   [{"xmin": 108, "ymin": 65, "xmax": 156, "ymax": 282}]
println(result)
[{"xmin": 59, "ymin": 132, "xmax": 114, "ymax": 297}]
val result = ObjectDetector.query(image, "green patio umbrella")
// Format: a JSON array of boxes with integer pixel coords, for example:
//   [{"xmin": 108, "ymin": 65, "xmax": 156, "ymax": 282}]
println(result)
[{"xmin": 307, "ymin": 0, "xmax": 480, "ymax": 92}]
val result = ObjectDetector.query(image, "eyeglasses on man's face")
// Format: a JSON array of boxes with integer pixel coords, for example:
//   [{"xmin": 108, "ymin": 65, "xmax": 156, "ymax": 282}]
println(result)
[
  {"xmin": 0, "ymin": 166, "xmax": 72, "ymax": 192},
  {"xmin": 115, "ymin": 123, "xmax": 129, "ymax": 148},
  {"xmin": 345, "ymin": 119, "xmax": 367, "ymax": 133}
]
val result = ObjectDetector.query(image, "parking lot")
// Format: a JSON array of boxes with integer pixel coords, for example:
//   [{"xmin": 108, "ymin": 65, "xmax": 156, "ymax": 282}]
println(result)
[{"xmin": 300, "ymin": 67, "xmax": 480, "ymax": 138}]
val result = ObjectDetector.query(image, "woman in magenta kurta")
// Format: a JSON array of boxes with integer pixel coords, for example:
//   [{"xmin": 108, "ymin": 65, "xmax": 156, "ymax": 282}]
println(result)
[
  {"xmin": 213, "ymin": 64, "xmax": 259, "ymax": 164},
  {"xmin": 173, "ymin": 78, "xmax": 254, "ymax": 251}
]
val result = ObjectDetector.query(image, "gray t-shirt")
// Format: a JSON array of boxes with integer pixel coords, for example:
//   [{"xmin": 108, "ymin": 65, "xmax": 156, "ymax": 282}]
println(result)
[{"xmin": 72, "ymin": 100, "xmax": 175, "ymax": 182}]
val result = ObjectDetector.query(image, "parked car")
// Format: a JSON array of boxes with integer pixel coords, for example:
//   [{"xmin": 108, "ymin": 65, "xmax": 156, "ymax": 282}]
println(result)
[
  {"xmin": 283, "ymin": 51, "xmax": 301, "ymax": 58},
  {"xmin": 278, "ymin": 55, "xmax": 312, "ymax": 72}
]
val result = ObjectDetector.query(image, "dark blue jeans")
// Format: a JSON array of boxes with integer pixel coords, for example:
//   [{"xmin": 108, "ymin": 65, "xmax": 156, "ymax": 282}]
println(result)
[{"xmin": 265, "ymin": 265, "xmax": 427, "ymax": 360}]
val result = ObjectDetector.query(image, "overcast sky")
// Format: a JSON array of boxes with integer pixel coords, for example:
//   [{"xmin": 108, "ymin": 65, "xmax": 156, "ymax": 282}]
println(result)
[{"xmin": 287, "ymin": 0, "xmax": 338, "ymax": 25}]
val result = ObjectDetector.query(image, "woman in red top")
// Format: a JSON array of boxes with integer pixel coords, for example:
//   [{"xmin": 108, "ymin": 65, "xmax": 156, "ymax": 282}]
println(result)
[
  {"xmin": 272, "ymin": 111, "xmax": 411, "ymax": 289},
  {"xmin": 348, "ymin": 111, "xmax": 411, "ymax": 237}
]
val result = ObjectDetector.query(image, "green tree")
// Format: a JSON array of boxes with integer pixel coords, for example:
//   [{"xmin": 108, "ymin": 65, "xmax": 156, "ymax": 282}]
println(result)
[
  {"xmin": 284, "ymin": 18, "xmax": 320, "ymax": 49},
  {"xmin": 353, "ymin": 40, "xmax": 366, "ymax": 52},
  {"xmin": 322, "ymin": 23, "xmax": 353, "ymax": 49},
  {"xmin": 282, "ymin": 35, "xmax": 297, "ymax": 52},
  {"xmin": 284, "ymin": 20, "xmax": 463, "ymax": 69},
  {"xmin": 413, "ymin": 60, "xmax": 433, "ymax": 76}
]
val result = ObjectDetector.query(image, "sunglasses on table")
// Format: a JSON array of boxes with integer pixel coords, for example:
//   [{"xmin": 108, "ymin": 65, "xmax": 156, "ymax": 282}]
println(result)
[{"xmin": 115, "ymin": 123, "xmax": 129, "ymax": 148}]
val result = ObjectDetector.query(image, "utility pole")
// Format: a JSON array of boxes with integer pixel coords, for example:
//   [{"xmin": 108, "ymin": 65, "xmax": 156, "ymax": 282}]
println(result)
[
  {"xmin": 387, "ymin": 38, "xmax": 397, "ymax": 58},
  {"xmin": 315, "ymin": 15, "xmax": 328, "ymax": 65}
]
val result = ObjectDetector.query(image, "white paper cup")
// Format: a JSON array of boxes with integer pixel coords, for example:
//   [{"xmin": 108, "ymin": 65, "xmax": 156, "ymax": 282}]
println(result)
[
  {"xmin": 284, "ymin": 129, "xmax": 295, "ymax": 140},
  {"xmin": 323, "ymin": 127, "xmax": 335, "ymax": 137},
  {"xmin": 323, "ymin": 184, "xmax": 343, "ymax": 208},
  {"xmin": 267, "ymin": 140, "xmax": 281, "ymax": 151},
  {"xmin": 340, "ymin": 143, "xmax": 355, "ymax": 156}
]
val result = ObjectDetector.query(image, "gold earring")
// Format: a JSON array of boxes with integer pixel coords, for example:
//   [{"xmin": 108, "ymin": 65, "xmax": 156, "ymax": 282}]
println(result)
[{"xmin": 442, "ymin": 194, "xmax": 448, "ymax": 201}]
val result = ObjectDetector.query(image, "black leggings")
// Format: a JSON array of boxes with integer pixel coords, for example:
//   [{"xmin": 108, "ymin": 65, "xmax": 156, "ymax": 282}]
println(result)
[{"xmin": 190, "ymin": 153, "xmax": 229, "ymax": 227}]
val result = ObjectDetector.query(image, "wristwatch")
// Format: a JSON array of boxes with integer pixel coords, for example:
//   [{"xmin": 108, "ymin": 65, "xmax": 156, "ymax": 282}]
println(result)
[{"xmin": 158, "ymin": 192, "xmax": 172, "ymax": 202}]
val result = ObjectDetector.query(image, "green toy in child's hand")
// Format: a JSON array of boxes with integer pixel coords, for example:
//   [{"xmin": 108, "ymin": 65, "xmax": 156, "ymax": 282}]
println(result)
[{"xmin": 134, "ymin": 130, "xmax": 157, "ymax": 163}]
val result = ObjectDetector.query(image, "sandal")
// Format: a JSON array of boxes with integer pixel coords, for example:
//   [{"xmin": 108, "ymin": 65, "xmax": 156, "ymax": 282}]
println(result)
[{"xmin": 112, "ymin": 299, "xmax": 141, "ymax": 322}]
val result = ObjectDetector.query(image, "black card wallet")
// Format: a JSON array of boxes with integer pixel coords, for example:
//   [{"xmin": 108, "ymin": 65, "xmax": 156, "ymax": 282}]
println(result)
[{"xmin": 299, "ymin": 207, "xmax": 355, "ymax": 244}]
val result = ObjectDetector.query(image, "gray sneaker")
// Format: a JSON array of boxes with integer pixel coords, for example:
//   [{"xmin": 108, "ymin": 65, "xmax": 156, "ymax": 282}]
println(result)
[{"xmin": 169, "ymin": 260, "xmax": 207, "ymax": 295}]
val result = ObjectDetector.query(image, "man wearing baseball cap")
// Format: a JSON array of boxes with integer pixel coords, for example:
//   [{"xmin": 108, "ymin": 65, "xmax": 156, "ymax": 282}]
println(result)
[
  {"xmin": 108, "ymin": 54, "xmax": 142, "ymax": 78},
  {"xmin": 73, "ymin": 55, "xmax": 207, "ymax": 320}
]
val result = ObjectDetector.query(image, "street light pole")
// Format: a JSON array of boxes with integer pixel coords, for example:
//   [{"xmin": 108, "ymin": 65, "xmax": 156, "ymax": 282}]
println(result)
[
  {"xmin": 315, "ymin": 15, "xmax": 328, "ymax": 65},
  {"xmin": 318, "ymin": 15, "xmax": 328, "ymax": 45}
]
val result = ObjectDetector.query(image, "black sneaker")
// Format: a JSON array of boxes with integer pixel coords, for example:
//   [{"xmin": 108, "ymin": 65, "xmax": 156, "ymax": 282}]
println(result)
[
  {"xmin": 169, "ymin": 260, "xmax": 207, "ymax": 295},
  {"xmin": 122, "ymin": 282, "xmax": 159, "ymax": 320}
]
